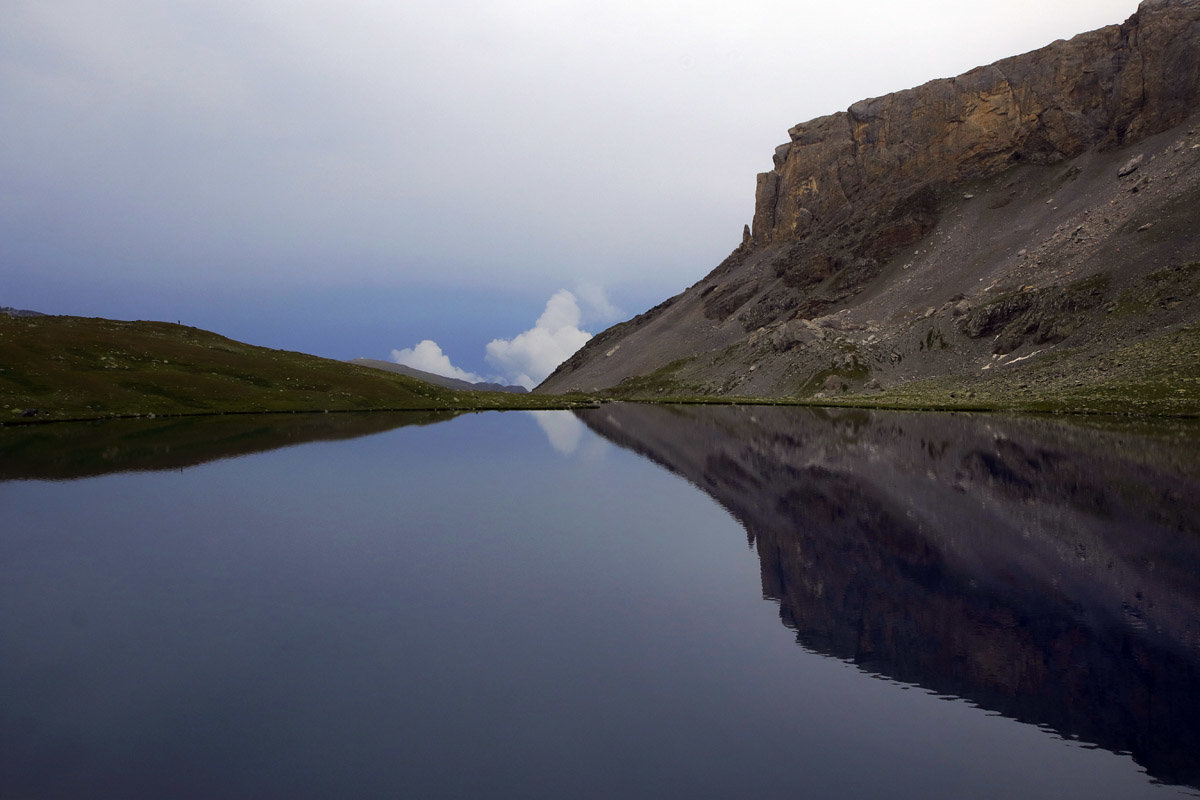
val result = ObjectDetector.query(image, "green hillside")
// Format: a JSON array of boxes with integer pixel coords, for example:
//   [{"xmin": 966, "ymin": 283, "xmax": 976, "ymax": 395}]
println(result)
[{"xmin": 0, "ymin": 315, "xmax": 584, "ymax": 423}]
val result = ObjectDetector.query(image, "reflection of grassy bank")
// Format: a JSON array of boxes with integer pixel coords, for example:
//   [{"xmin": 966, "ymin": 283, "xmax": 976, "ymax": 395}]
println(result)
[
  {"xmin": 0, "ymin": 411, "xmax": 462, "ymax": 482},
  {"xmin": 0, "ymin": 315, "xmax": 593, "ymax": 424}
]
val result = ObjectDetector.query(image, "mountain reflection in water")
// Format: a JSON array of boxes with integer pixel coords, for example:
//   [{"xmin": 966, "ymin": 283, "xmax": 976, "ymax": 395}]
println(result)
[{"xmin": 579, "ymin": 404, "xmax": 1200, "ymax": 790}]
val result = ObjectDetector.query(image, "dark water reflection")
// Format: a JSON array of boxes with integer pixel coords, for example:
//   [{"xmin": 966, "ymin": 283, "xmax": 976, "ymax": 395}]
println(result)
[
  {"xmin": 581, "ymin": 404, "xmax": 1200, "ymax": 790},
  {"xmin": 0, "ymin": 410, "xmax": 459, "ymax": 481},
  {"xmin": 2, "ymin": 406, "xmax": 1199, "ymax": 798}
]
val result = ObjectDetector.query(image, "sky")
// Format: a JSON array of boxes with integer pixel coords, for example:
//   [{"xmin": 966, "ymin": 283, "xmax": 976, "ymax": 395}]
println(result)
[{"xmin": 2, "ymin": 0, "xmax": 1139, "ymax": 387}]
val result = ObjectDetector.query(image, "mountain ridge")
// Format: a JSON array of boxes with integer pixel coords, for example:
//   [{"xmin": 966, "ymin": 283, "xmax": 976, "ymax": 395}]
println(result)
[
  {"xmin": 349, "ymin": 358, "xmax": 528, "ymax": 394},
  {"xmin": 539, "ymin": 0, "xmax": 1200, "ymax": 412}
]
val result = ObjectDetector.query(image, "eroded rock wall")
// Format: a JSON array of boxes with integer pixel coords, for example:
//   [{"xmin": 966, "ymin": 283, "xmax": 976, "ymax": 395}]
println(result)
[{"xmin": 754, "ymin": 0, "xmax": 1200, "ymax": 249}]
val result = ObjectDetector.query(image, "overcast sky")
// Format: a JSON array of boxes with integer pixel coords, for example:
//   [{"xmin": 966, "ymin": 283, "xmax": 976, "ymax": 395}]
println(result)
[{"xmin": 2, "ymin": 0, "xmax": 1137, "ymax": 384}]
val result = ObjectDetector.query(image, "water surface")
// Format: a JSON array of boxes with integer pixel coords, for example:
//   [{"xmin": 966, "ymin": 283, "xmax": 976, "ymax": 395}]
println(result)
[{"xmin": 2, "ymin": 407, "xmax": 1198, "ymax": 799}]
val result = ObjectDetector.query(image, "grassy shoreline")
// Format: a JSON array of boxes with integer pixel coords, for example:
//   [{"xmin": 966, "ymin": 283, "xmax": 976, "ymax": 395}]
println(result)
[
  {"xmin": 4, "ymin": 313, "xmax": 1195, "ymax": 425},
  {"xmin": 597, "ymin": 383, "xmax": 1200, "ymax": 419},
  {"xmin": 0, "ymin": 314, "xmax": 595, "ymax": 425},
  {"xmin": 602, "ymin": 394, "xmax": 1200, "ymax": 419},
  {"xmin": 599, "ymin": 322, "xmax": 1200, "ymax": 418}
]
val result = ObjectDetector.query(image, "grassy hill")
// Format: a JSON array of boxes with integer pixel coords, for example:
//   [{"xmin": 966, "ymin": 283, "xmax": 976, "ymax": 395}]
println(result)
[{"xmin": 0, "ymin": 314, "xmax": 586, "ymax": 423}]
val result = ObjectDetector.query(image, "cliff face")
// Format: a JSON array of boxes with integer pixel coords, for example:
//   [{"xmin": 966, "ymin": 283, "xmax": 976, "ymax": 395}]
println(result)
[
  {"xmin": 539, "ymin": 0, "xmax": 1200, "ymax": 403},
  {"xmin": 755, "ymin": 0, "xmax": 1199, "ymax": 248}
]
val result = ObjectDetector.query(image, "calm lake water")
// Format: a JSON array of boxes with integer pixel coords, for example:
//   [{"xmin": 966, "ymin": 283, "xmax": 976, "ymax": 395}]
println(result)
[{"xmin": 2, "ymin": 405, "xmax": 1199, "ymax": 799}]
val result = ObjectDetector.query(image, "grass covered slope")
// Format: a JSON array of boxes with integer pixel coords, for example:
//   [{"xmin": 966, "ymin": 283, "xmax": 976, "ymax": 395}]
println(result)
[{"xmin": 0, "ymin": 315, "xmax": 582, "ymax": 423}]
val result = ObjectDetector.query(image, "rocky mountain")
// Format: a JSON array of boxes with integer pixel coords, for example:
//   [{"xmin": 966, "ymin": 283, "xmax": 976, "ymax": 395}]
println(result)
[
  {"xmin": 349, "ymin": 358, "xmax": 528, "ymax": 393},
  {"xmin": 540, "ymin": 0, "xmax": 1200, "ymax": 409}
]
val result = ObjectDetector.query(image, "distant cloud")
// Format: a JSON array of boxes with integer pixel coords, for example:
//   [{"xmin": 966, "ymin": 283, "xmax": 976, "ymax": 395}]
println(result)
[
  {"xmin": 388, "ymin": 286, "xmax": 615, "ymax": 391},
  {"xmin": 575, "ymin": 282, "xmax": 623, "ymax": 324},
  {"xmin": 485, "ymin": 290, "xmax": 592, "ymax": 389},
  {"xmin": 390, "ymin": 339, "xmax": 483, "ymax": 383}
]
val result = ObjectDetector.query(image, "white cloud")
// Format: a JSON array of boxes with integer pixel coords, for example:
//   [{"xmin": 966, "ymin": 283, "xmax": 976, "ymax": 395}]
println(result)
[
  {"xmin": 536, "ymin": 289, "xmax": 583, "ymax": 331},
  {"xmin": 388, "ymin": 287, "xmax": 613, "ymax": 391},
  {"xmin": 575, "ymin": 282, "xmax": 623, "ymax": 324},
  {"xmin": 390, "ymin": 339, "xmax": 483, "ymax": 383},
  {"xmin": 485, "ymin": 290, "xmax": 593, "ymax": 389}
]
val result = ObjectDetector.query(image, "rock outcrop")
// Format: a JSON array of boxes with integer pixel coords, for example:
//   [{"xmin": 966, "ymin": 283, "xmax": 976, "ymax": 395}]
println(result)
[
  {"xmin": 539, "ymin": 0, "xmax": 1200, "ymax": 403},
  {"xmin": 754, "ymin": 0, "xmax": 1200, "ymax": 249},
  {"xmin": 0, "ymin": 307, "xmax": 45, "ymax": 318}
]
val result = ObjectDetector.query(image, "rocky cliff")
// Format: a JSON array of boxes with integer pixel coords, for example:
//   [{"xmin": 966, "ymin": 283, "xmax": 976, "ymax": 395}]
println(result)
[{"xmin": 540, "ymin": 0, "xmax": 1200, "ymax": 410}]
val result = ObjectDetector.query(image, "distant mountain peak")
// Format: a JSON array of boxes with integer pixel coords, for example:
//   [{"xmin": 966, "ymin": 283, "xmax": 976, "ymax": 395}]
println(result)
[
  {"xmin": 349, "ymin": 358, "xmax": 528, "ymax": 393},
  {"xmin": 1, "ymin": 307, "xmax": 46, "ymax": 318}
]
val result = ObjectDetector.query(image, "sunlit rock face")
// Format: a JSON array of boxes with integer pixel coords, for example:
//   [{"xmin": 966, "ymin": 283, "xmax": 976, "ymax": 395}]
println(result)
[
  {"xmin": 756, "ymin": 0, "xmax": 1200, "ymax": 247},
  {"xmin": 580, "ymin": 403, "xmax": 1200, "ymax": 789},
  {"xmin": 540, "ymin": 0, "xmax": 1200, "ymax": 400}
]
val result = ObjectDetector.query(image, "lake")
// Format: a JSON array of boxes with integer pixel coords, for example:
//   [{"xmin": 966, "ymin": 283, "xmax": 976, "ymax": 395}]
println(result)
[{"xmin": 2, "ymin": 405, "xmax": 1199, "ymax": 799}]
